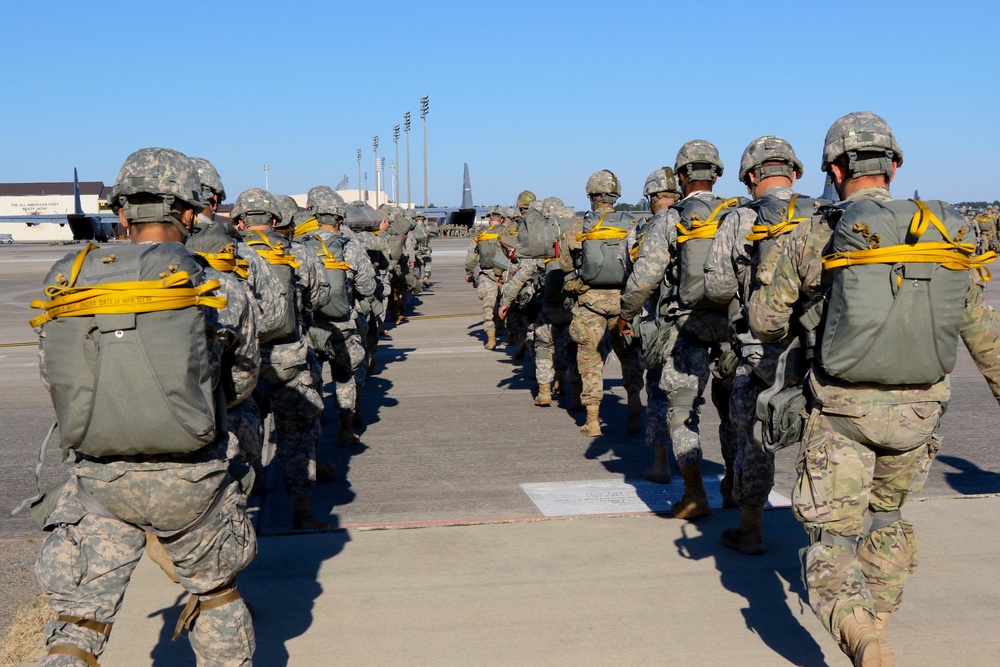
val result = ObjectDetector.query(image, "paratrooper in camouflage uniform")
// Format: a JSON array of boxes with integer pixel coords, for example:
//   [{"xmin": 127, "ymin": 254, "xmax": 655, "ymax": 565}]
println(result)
[
  {"xmin": 466, "ymin": 207, "xmax": 507, "ymax": 350},
  {"xmin": 749, "ymin": 112, "xmax": 1000, "ymax": 665}
]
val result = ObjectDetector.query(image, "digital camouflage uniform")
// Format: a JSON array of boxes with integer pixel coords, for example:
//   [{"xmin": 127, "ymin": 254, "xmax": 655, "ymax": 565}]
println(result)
[
  {"xmin": 749, "ymin": 185, "xmax": 1000, "ymax": 653},
  {"xmin": 34, "ymin": 238, "xmax": 259, "ymax": 666},
  {"xmin": 466, "ymin": 220, "xmax": 505, "ymax": 340},
  {"xmin": 620, "ymin": 189, "xmax": 738, "ymax": 473}
]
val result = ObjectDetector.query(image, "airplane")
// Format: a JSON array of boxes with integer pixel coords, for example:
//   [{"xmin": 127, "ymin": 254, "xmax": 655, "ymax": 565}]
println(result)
[
  {"xmin": 414, "ymin": 163, "xmax": 490, "ymax": 227},
  {"xmin": 0, "ymin": 169, "xmax": 118, "ymax": 242}
]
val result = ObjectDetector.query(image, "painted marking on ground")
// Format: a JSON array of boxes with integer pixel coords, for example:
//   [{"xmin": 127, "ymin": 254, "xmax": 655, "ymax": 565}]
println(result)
[
  {"xmin": 521, "ymin": 477, "xmax": 791, "ymax": 517},
  {"xmin": 406, "ymin": 312, "xmax": 480, "ymax": 320},
  {"xmin": 404, "ymin": 346, "xmax": 489, "ymax": 355},
  {"xmin": 0, "ymin": 342, "xmax": 38, "ymax": 348}
]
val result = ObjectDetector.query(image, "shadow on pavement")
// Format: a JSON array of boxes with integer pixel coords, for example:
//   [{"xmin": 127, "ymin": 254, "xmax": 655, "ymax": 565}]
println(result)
[{"xmin": 936, "ymin": 455, "xmax": 1000, "ymax": 495}]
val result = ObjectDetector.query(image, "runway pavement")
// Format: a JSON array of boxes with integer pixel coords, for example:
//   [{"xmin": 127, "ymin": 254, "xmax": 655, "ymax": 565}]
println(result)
[{"xmin": 4, "ymin": 237, "xmax": 1000, "ymax": 665}]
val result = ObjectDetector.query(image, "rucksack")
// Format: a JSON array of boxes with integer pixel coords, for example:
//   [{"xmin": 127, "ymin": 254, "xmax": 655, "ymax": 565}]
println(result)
[
  {"xmin": 301, "ymin": 231, "xmax": 353, "ymax": 321},
  {"xmin": 518, "ymin": 209, "xmax": 575, "ymax": 259},
  {"xmin": 820, "ymin": 199, "xmax": 993, "ymax": 384},
  {"xmin": 672, "ymin": 196, "xmax": 739, "ymax": 311},
  {"xmin": 743, "ymin": 193, "xmax": 816, "ymax": 303},
  {"xmin": 30, "ymin": 242, "xmax": 226, "ymax": 458},
  {"xmin": 576, "ymin": 211, "xmax": 634, "ymax": 287},
  {"xmin": 474, "ymin": 228, "xmax": 500, "ymax": 270},
  {"xmin": 245, "ymin": 229, "xmax": 299, "ymax": 342},
  {"xmin": 186, "ymin": 221, "xmax": 250, "ymax": 280}
]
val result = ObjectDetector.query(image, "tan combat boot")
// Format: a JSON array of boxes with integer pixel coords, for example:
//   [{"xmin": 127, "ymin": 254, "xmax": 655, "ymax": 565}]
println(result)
[
  {"xmin": 485, "ymin": 330, "xmax": 497, "ymax": 350},
  {"xmin": 581, "ymin": 405, "xmax": 602, "ymax": 436},
  {"xmin": 721, "ymin": 505, "xmax": 766, "ymax": 555},
  {"xmin": 720, "ymin": 462, "xmax": 738, "ymax": 509},
  {"xmin": 552, "ymin": 370, "xmax": 565, "ymax": 396},
  {"xmin": 644, "ymin": 445, "xmax": 672, "ymax": 484},
  {"xmin": 626, "ymin": 393, "xmax": 643, "ymax": 435},
  {"xmin": 535, "ymin": 383, "xmax": 552, "ymax": 407},
  {"xmin": 292, "ymin": 497, "xmax": 331, "ymax": 531},
  {"xmin": 839, "ymin": 606, "xmax": 894, "ymax": 666},
  {"xmin": 671, "ymin": 464, "xmax": 710, "ymax": 520},
  {"xmin": 872, "ymin": 612, "xmax": 895, "ymax": 664},
  {"xmin": 569, "ymin": 381, "xmax": 584, "ymax": 412}
]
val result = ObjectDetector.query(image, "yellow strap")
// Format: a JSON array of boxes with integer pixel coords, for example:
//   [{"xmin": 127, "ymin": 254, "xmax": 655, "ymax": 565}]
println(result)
[
  {"xmin": 628, "ymin": 232, "xmax": 646, "ymax": 261},
  {"xmin": 576, "ymin": 212, "xmax": 629, "ymax": 242},
  {"xmin": 293, "ymin": 217, "xmax": 320, "ymax": 237},
  {"xmin": 246, "ymin": 230, "xmax": 301, "ymax": 269},
  {"xmin": 746, "ymin": 194, "xmax": 810, "ymax": 241},
  {"xmin": 474, "ymin": 232, "xmax": 500, "ymax": 242},
  {"xmin": 29, "ymin": 272, "xmax": 226, "ymax": 327},
  {"xmin": 195, "ymin": 252, "xmax": 250, "ymax": 279},
  {"xmin": 306, "ymin": 234, "xmax": 351, "ymax": 272},
  {"xmin": 542, "ymin": 257, "xmax": 558, "ymax": 264},
  {"xmin": 823, "ymin": 242, "xmax": 996, "ymax": 281},
  {"xmin": 677, "ymin": 198, "xmax": 739, "ymax": 244}
]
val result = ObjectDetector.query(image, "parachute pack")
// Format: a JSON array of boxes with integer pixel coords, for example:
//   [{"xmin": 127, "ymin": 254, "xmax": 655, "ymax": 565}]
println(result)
[
  {"xmin": 672, "ymin": 196, "xmax": 739, "ymax": 311},
  {"xmin": 576, "ymin": 211, "xmax": 635, "ymax": 287},
  {"xmin": 518, "ymin": 208, "xmax": 576, "ymax": 259},
  {"xmin": 474, "ymin": 229, "xmax": 500, "ymax": 270},
  {"xmin": 186, "ymin": 221, "xmax": 250, "ymax": 280},
  {"xmin": 245, "ymin": 229, "xmax": 300, "ymax": 342},
  {"xmin": 820, "ymin": 199, "xmax": 995, "ymax": 384},
  {"xmin": 301, "ymin": 231, "xmax": 353, "ymax": 321},
  {"xmin": 30, "ymin": 242, "xmax": 226, "ymax": 458},
  {"xmin": 741, "ymin": 193, "xmax": 817, "ymax": 303}
]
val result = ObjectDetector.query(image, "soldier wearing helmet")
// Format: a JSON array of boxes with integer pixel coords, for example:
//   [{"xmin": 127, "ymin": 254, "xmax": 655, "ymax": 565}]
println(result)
[
  {"xmin": 516, "ymin": 190, "xmax": 537, "ymax": 215},
  {"xmin": 236, "ymin": 188, "xmax": 334, "ymax": 530},
  {"xmin": 558, "ymin": 170, "xmax": 643, "ymax": 436},
  {"xmin": 749, "ymin": 112, "xmax": 1000, "ymax": 664},
  {"xmin": 32, "ymin": 147, "xmax": 259, "ymax": 666},
  {"xmin": 619, "ymin": 140, "xmax": 741, "ymax": 521},
  {"xmin": 703, "ymin": 136, "xmax": 817, "ymax": 555},
  {"xmin": 466, "ymin": 205, "xmax": 508, "ymax": 349}
]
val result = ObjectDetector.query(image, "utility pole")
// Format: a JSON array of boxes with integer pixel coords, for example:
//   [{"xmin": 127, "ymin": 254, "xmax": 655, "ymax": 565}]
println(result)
[
  {"xmin": 388, "ymin": 162, "xmax": 396, "ymax": 203},
  {"xmin": 420, "ymin": 95, "xmax": 429, "ymax": 207},
  {"xmin": 393, "ymin": 124, "xmax": 400, "ymax": 206},
  {"xmin": 263, "ymin": 163, "xmax": 270, "ymax": 191},
  {"xmin": 356, "ymin": 149, "xmax": 362, "ymax": 203},
  {"xmin": 373, "ymin": 135, "xmax": 380, "ymax": 209},
  {"xmin": 404, "ymin": 111, "xmax": 411, "ymax": 209}
]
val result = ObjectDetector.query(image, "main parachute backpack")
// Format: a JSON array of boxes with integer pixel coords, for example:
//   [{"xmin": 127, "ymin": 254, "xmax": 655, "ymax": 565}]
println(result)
[
  {"xmin": 820, "ymin": 199, "xmax": 995, "ymax": 384},
  {"xmin": 673, "ymin": 196, "xmax": 739, "ymax": 310},
  {"xmin": 302, "ymin": 231, "xmax": 353, "ymax": 321},
  {"xmin": 186, "ymin": 222, "xmax": 250, "ymax": 280},
  {"xmin": 246, "ymin": 229, "xmax": 300, "ymax": 342},
  {"xmin": 742, "ymin": 193, "xmax": 816, "ymax": 300},
  {"xmin": 576, "ymin": 211, "xmax": 634, "ymax": 287},
  {"xmin": 30, "ymin": 242, "xmax": 227, "ymax": 458},
  {"xmin": 474, "ymin": 228, "xmax": 500, "ymax": 270}
]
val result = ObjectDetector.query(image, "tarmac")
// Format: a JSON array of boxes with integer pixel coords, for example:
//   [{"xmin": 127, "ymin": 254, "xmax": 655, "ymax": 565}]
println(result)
[{"xmin": 6, "ymin": 237, "xmax": 1000, "ymax": 666}]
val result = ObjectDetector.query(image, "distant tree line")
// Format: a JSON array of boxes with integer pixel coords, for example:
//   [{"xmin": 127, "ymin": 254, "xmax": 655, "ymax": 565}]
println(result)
[
  {"xmin": 614, "ymin": 200, "xmax": 650, "ymax": 212},
  {"xmin": 955, "ymin": 201, "xmax": 1000, "ymax": 208}
]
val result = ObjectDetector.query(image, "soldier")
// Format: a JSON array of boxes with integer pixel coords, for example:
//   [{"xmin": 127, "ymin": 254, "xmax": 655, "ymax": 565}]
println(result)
[
  {"xmin": 516, "ymin": 190, "xmax": 537, "ymax": 216},
  {"xmin": 411, "ymin": 211, "xmax": 434, "ymax": 286},
  {"xmin": 749, "ymin": 112, "xmax": 1000, "ymax": 665},
  {"xmin": 236, "ymin": 188, "xmax": 333, "ymax": 530},
  {"xmin": 559, "ymin": 170, "xmax": 643, "ymax": 436},
  {"xmin": 30, "ymin": 147, "xmax": 258, "ymax": 666},
  {"xmin": 620, "ymin": 168, "xmax": 681, "ymax": 483},
  {"xmin": 466, "ymin": 206, "xmax": 506, "ymax": 350},
  {"xmin": 619, "ymin": 142, "xmax": 740, "ymax": 519},
  {"xmin": 704, "ymin": 136, "xmax": 815, "ymax": 554}
]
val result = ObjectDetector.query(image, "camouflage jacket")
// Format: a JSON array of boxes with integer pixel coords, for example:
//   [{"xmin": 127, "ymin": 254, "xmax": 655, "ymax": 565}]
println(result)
[
  {"xmin": 500, "ymin": 257, "xmax": 544, "ymax": 308},
  {"xmin": 307, "ymin": 229, "xmax": 377, "ymax": 301},
  {"xmin": 749, "ymin": 186, "xmax": 1000, "ymax": 407}
]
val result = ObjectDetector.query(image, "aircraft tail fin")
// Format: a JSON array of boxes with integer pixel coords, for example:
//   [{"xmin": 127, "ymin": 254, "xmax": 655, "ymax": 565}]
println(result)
[
  {"xmin": 73, "ymin": 168, "xmax": 85, "ymax": 216},
  {"xmin": 460, "ymin": 163, "xmax": 473, "ymax": 209}
]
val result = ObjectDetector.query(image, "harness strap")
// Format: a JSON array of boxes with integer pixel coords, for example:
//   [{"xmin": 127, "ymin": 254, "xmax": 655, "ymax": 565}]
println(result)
[
  {"xmin": 58, "ymin": 614, "xmax": 113, "ymax": 637},
  {"xmin": 173, "ymin": 585, "xmax": 242, "ymax": 640},
  {"xmin": 48, "ymin": 645, "xmax": 99, "ymax": 666},
  {"xmin": 867, "ymin": 509, "xmax": 902, "ymax": 535},
  {"xmin": 246, "ymin": 230, "xmax": 301, "ymax": 269},
  {"xmin": 676, "ymin": 198, "xmax": 739, "ymax": 244},
  {"xmin": 747, "ymin": 194, "xmax": 809, "ymax": 241},
  {"xmin": 195, "ymin": 251, "xmax": 250, "ymax": 279},
  {"xmin": 293, "ymin": 217, "xmax": 320, "ymax": 237},
  {"xmin": 576, "ymin": 212, "xmax": 629, "ymax": 242}
]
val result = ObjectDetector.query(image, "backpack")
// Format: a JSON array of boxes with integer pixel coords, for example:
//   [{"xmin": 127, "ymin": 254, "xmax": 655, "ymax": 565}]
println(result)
[
  {"xmin": 186, "ymin": 221, "xmax": 250, "ymax": 280},
  {"xmin": 743, "ymin": 193, "xmax": 816, "ymax": 303},
  {"xmin": 576, "ymin": 211, "xmax": 634, "ymax": 287},
  {"xmin": 474, "ymin": 229, "xmax": 500, "ymax": 270},
  {"xmin": 518, "ymin": 209, "xmax": 575, "ymax": 259},
  {"xmin": 820, "ymin": 199, "xmax": 991, "ymax": 384},
  {"xmin": 672, "ymin": 196, "xmax": 739, "ymax": 311},
  {"xmin": 30, "ymin": 242, "xmax": 225, "ymax": 458},
  {"xmin": 245, "ymin": 229, "xmax": 299, "ymax": 342},
  {"xmin": 301, "ymin": 231, "xmax": 353, "ymax": 321}
]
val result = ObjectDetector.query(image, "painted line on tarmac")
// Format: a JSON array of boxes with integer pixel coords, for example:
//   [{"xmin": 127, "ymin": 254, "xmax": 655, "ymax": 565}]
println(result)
[
  {"xmin": 406, "ymin": 312, "xmax": 479, "ymax": 321},
  {"xmin": 0, "ymin": 342, "xmax": 38, "ymax": 348},
  {"xmin": 404, "ymin": 346, "xmax": 486, "ymax": 355},
  {"xmin": 0, "ymin": 258, "xmax": 60, "ymax": 263}
]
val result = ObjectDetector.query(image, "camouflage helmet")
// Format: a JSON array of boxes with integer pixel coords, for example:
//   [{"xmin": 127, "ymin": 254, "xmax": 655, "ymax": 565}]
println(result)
[
  {"xmin": 515, "ymin": 190, "xmax": 537, "ymax": 209},
  {"xmin": 821, "ymin": 111, "xmax": 903, "ymax": 175},
  {"xmin": 310, "ymin": 190, "xmax": 347, "ymax": 218},
  {"xmin": 505, "ymin": 206, "xmax": 520, "ymax": 220},
  {"xmin": 674, "ymin": 140, "xmax": 724, "ymax": 181},
  {"xmin": 738, "ymin": 136, "xmax": 804, "ymax": 186},
  {"xmin": 585, "ymin": 170, "xmax": 621, "ymax": 198},
  {"xmin": 231, "ymin": 188, "xmax": 282, "ymax": 226},
  {"xmin": 414, "ymin": 210, "xmax": 426, "ymax": 220},
  {"xmin": 487, "ymin": 204, "xmax": 505, "ymax": 218},
  {"xmin": 189, "ymin": 157, "xmax": 226, "ymax": 203},
  {"xmin": 540, "ymin": 196, "xmax": 565, "ymax": 217},
  {"xmin": 272, "ymin": 194, "xmax": 300, "ymax": 230},
  {"xmin": 307, "ymin": 185, "xmax": 337, "ymax": 209},
  {"xmin": 109, "ymin": 147, "xmax": 205, "ymax": 214},
  {"xmin": 643, "ymin": 167, "xmax": 681, "ymax": 198}
]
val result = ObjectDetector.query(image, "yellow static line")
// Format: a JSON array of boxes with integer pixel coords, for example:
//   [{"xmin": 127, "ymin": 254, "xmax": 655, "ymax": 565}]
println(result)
[
  {"xmin": 405, "ymin": 312, "xmax": 481, "ymax": 321},
  {"xmin": 0, "ymin": 342, "xmax": 39, "ymax": 347}
]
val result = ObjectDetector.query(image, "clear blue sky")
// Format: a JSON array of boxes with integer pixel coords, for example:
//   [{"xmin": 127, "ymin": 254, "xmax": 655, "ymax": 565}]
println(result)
[{"xmin": 1, "ymin": 1, "xmax": 997, "ymax": 210}]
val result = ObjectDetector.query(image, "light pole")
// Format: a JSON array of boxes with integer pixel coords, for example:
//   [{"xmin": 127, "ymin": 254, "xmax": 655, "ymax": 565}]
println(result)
[
  {"xmin": 404, "ymin": 112, "xmax": 411, "ymax": 209},
  {"xmin": 263, "ymin": 163, "xmax": 270, "ymax": 191},
  {"xmin": 378, "ymin": 157, "xmax": 386, "ymax": 204},
  {"xmin": 356, "ymin": 149, "xmax": 361, "ymax": 203},
  {"xmin": 373, "ymin": 135, "xmax": 380, "ymax": 208},
  {"xmin": 420, "ymin": 96, "xmax": 429, "ymax": 207},
  {"xmin": 393, "ymin": 124, "xmax": 400, "ymax": 206}
]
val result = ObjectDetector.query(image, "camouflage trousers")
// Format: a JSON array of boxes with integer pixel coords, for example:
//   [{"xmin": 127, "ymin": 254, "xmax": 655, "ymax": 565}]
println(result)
[
  {"xmin": 729, "ymin": 367, "xmax": 775, "ymax": 508},
  {"xmin": 658, "ymin": 326, "xmax": 737, "ymax": 470},
  {"xmin": 476, "ymin": 274, "xmax": 501, "ymax": 334},
  {"xmin": 569, "ymin": 291, "xmax": 643, "ymax": 407},
  {"xmin": 417, "ymin": 252, "xmax": 432, "ymax": 280},
  {"xmin": 310, "ymin": 319, "xmax": 367, "ymax": 422},
  {"xmin": 794, "ymin": 406, "xmax": 940, "ymax": 648},
  {"xmin": 644, "ymin": 364, "xmax": 670, "ymax": 451},
  {"xmin": 226, "ymin": 398, "xmax": 263, "ymax": 465},
  {"xmin": 534, "ymin": 315, "xmax": 571, "ymax": 385},
  {"xmin": 270, "ymin": 368, "xmax": 324, "ymax": 500},
  {"xmin": 37, "ymin": 466, "xmax": 255, "ymax": 666}
]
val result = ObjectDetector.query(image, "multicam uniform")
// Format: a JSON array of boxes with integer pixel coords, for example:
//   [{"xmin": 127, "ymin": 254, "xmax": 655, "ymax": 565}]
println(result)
[
  {"xmin": 748, "ymin": 185, "xmax": 1000, "ymax": 652},
  {"xmin": 466, "ymin": 221, "xmax": 505, "ymax": 343}
]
